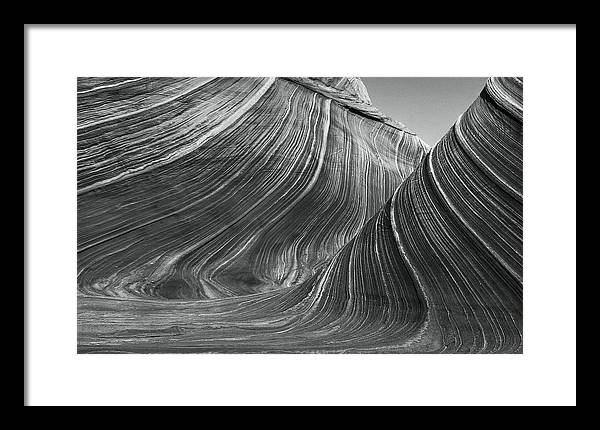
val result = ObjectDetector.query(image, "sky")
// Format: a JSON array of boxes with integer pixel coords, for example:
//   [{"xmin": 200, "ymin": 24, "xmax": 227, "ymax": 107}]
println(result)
[{"xmin": 361, "ymin": 77, "xmax": 488, "ymax": 146}]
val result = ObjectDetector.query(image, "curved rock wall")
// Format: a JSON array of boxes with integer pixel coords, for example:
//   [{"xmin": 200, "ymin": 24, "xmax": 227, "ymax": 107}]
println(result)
[{"xmin": 77, "ymin": 77, "xmax": 522, "ymax": 353}]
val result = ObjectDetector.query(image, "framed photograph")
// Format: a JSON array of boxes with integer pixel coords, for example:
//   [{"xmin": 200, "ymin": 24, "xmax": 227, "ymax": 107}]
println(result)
[{"xmin": 25, "ymin": 24, "xmax": 577, "ymax": 406}]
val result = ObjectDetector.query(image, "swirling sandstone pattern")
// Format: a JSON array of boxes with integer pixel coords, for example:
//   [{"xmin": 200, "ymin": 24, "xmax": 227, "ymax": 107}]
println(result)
[{"xmin": 77, "ymin": 76, "xmax": 522, "ymax": 353}]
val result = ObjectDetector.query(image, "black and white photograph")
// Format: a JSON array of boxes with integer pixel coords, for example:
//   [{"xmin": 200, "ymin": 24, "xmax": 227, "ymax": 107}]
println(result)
[
  {"xmin": 77, "ymin": 76, "xmax": 523, "ymax": 354},
  {"xmin": 26, "ymin": 25, "xmax": 576, "ymax": 406}
]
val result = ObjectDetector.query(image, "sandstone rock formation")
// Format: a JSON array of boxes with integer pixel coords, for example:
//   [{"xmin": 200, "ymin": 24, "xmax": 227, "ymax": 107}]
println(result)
[{"xmin": 77, "ymin": 76, "xmax": 522, "ymax": 353}]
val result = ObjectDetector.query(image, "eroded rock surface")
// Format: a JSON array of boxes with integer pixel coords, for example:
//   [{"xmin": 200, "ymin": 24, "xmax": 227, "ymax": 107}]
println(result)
[{"xmin": 77, "ymin": 77, "xmax": 522, "ymax": 353}]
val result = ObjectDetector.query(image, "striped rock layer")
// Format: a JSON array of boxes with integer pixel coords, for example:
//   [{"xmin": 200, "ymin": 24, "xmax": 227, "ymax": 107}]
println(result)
[{"xmin": 77, "ymin": 77, "xmax": 523, "ymax": 353}]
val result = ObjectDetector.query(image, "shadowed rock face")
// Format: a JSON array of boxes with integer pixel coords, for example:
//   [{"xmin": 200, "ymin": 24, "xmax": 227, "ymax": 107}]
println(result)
[{"xmin": 77, "ymin": 76, "xmax": 522, "ymax": 353}]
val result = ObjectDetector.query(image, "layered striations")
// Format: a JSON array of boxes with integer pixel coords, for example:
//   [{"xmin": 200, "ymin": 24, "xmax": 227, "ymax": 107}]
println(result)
[{"xmin": 77, "ymin": 76, "xmax": 522, "ymax": 353}]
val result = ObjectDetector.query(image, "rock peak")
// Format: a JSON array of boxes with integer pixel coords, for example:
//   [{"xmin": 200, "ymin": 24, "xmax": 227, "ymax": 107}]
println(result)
[{"xmin": 284, "ymin": 77, "xmax": 412, "ymax": 134}]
